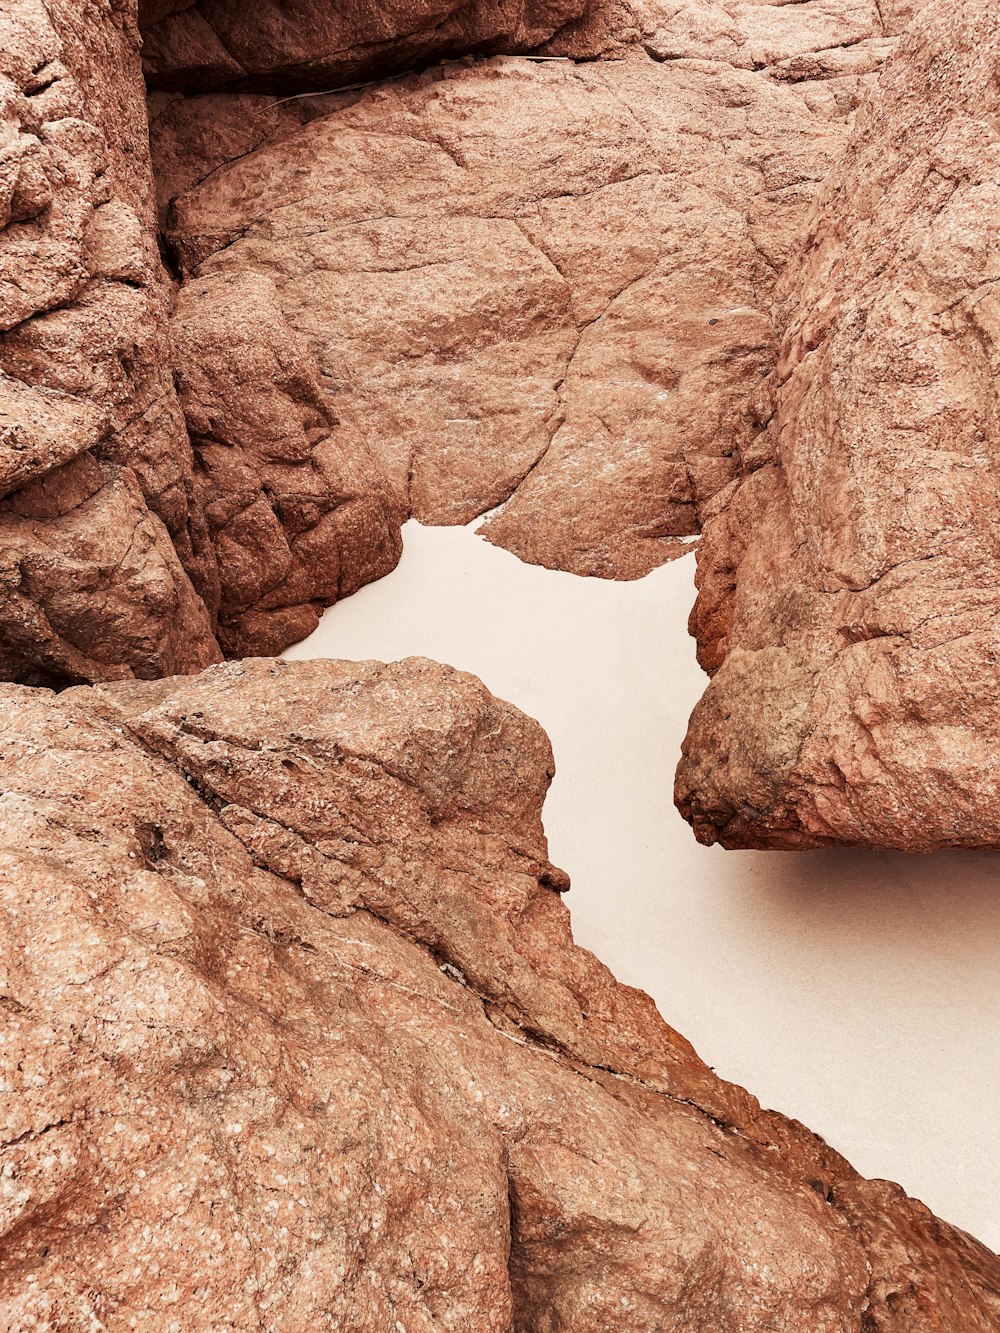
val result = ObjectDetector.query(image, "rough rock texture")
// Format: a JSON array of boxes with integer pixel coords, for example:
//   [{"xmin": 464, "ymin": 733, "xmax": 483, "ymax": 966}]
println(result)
[
  {"xmin": 676, "ymin": 0, "xmax": 1000, "ymax": 850},
  {"xmin": 0, "ymin": 0, "xmax": 943, "ymax": 678},
  {"xmin": 138, "ymin": 0, "xmax": 598, "ymax": 93},
  {"xmin": 171, "ymin": 269, "xmax": 403, "ymax": 656},
  {"xmin": 0, "ymin": 0, "xmax": 222, "ymax": 684},
  {"xmin": 9, "ymin": 0, "xmax": 897, "ymax": 673},
  {"xmin": 617, "ymin": 0, "xmax": 930, "ymax": 76},
  {"xmin": 3, "ymin": 656, "xmax": 1000, "ymax": 1329},
  {"xmin": 155, "ymin": 51, "xmax": 848, "ymax": 578},
  {"xmin": 0, "ymin": 0, "xmax": 405, "ymax": 678},
  {"xmin": 5, "ymin": 3, "xmax": 999, "ymax": 1320}
]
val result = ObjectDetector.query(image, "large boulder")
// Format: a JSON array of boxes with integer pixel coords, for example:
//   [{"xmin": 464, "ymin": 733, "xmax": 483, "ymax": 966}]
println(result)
[
  {"xmin": 2, "ymin": 656, "xmax": 998, "ymax": 1328},
  {"xmin": 676, "ymin": 0, "xmax": 1000, "ymax": 849},
  {"xmin": 0, "ymin": 0, "xmax": 404, "ymax": 680},
  {"xmin": 0, "ymin": 0, "xmax": 221, "ymax": 683},
  {"xmin": 156, "ymin": 51, "xmax": 849, "ymax": 578}
]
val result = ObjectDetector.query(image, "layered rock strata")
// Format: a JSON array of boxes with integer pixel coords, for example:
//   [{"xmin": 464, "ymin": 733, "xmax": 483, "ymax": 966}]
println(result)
[
  {"xmin": 2, "ymin": 656, "xmax": 999, "ymax": 1329},
  {"xmin": 676, "ymin": 0, "xmax": 1000, "ymax": 849}
]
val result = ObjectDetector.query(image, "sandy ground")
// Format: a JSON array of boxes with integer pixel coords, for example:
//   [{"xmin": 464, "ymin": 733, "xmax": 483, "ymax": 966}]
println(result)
[{"xmin": 285, "ymin": 519, "xmax": 1000, "ymax": 1249}]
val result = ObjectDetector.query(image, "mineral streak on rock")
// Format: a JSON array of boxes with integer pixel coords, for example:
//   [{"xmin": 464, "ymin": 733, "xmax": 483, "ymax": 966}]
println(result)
[
  {"xmin": 676, "ymin": 0, "xmax": 1000, "ymax": 850},
  {"xmin": 2, "ymin": 657, "xmax": 999, "ymax": 1329}
]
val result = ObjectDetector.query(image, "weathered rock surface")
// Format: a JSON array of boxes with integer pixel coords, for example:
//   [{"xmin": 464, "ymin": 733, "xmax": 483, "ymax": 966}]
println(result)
[
  {"xmin": 4, "ymin": 1, "xmax": 998, "ymax": 1319},
  {"xmin": 2, "ymin": 656, "xmax": 999, "ymax": 1328},
  {"xmin": 0, "ymin": 0, "xmax": 405, "ymax": 677},
  {"xmin": 618, "ymin": 0, "xmax": 929, "ymax": 78},
  {"xmin": 0, "ymin": 0, "xmax": 221, "ymax": 683},
  {"xmin": 0, "ymin": 0, "xmax": 948, "ymax": 675},
  {"xmin": 676, "ymin": 0, "xmax": 1000, "ymax": 850},
  {"xmin": 138, "ymin": 0, "xmax": 597, "ymax": 93},
  {"xmin": 156, "ymin": 51, "xmax": 848, "ymax": 578},
  {"xmin": 171, "ymin": 269, "xmax": 403, "ymax": 656}
]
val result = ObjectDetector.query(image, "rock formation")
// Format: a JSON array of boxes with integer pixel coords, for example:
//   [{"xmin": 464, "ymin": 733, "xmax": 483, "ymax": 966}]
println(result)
[
  {"xmin": 0, "ymin": 0, "xmax": 402, "ymax": 678},
  {"xmin": 676, "ymin": 0, "xmax": 1000, "ymax": 850},
  {"xmin": 138, "ymin": 0, "xmax": 598, "ymax": 92},
  {"xmin": 171, "ymin": 269, "xmax": 402, "ymax": 655},
  {"xmin": 0, "ymin": 0, "xmax": 221, "ymax": 683},
  {"xmin": 153, "ymin": 2, "xmax": 897, "ymax": 580},
  {"xmin": 3, "ymin": 656, "xmax": 1000, "ymax": 1329},
  {"xmin": 0, "ymin": 0, "xmax": 946, "ymax": 666},
  {"xmin": 615, "ymin": 0, "xmax": 928, "ymax": 72},
  {"xmin": 1, "ymin": 0, "xmax": 999, "ymax": 1324},
  {"xmin": 155, "ymin": 51, "xmax": 845, "ymax": 578}
]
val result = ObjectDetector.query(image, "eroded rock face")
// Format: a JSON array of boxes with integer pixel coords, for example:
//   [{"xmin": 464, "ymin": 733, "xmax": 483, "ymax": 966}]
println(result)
[
  {"xmin": 7, "ymin": 0, "xmax": 850, "ymax": 664},
  {"xmin": 171, "ymin": 269, "xmax": 403, "ymax": 656},
  {"xmin": 0, "ymin": 0, "xmax": 221, "ymax": 683},
  {"xmin": 155, "ymin": 51, "xmax": 847, "ymax": 578},
  {"xmin": 0, "ymin": 0, "xmax": 943, "ymax": 677},
  {"xmin": 0, "ymin": 0, "xmax": 406, "ymax": 677},
  {"xmin": 138, "ymin": 0, "xmax": 597, "ymax": 93},
  {"xmin": 625, "ymin": 0, "xmax": 926, "ymax": 78},
  {"xmin": 676, "ymin": 0, "xmax": 1000, "ymax": 850},
  {"xmin": 4, "ymin": 4, "xmax": 997, "ymax": 1320},
  {"xmin": 2, "ymin": 656, "xmax": 999, "ymax": 1329}
]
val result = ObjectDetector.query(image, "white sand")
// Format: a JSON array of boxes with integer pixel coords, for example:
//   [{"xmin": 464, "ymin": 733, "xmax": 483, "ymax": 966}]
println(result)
[{"xmin": 285, "ymin": 518, "xmax": 1000, "ymax": 1249}]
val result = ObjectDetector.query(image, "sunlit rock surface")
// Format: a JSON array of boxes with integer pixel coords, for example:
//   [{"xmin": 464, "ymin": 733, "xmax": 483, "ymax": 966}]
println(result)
[
  {"xmin": 677, "ymin": 0, "xmax": 1000, "ymax": 850},
  {"xmin": 3, "ymin": 657, "xmax": 999, "ymax": 1329}
]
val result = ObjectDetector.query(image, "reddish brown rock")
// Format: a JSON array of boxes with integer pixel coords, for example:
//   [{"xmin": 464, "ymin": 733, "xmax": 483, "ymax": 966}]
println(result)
[
  {"xmin": 0, "ymin": 0, "xmax": 221, "ymax": 683},
  {"xmin": 171, "ymin": 269, "xmax": 403, "ymax": 655},
  {"xmin": 630, "ymin": 0, "xmax": 900, "ymax": 76},
  {"xmin": 0, "ymin": 0, "xmax": 944, "ymax": 681},
  {"xmin": 676, "ymin": 0, "xmax": 1000, "ymax": 850},
  {"xmin": 544, "ymin": 0, "xmax": 932, "ymax": 107},
  {"xmin": 0, "ymin": 0, "xmax": 406, "ymax": 678},
  {"xmin": 157, "ymin": 52, "xmax": 847, "ymax": 578},
  {"xmin": 2, "ymin": 656, "xmax": 998, "ymax": 1328},
  {"xmin": 138, "ymin": 0, "xmax": 597, "ymax": 93},
  {"xmin": 0, "ymin": 453, "xmax": 221, "ymax": 685}
]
